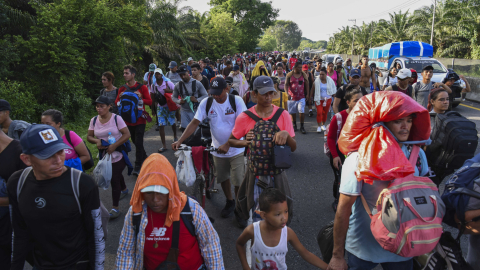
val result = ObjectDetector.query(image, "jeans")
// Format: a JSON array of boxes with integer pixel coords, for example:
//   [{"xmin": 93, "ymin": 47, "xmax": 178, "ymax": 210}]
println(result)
[
  {"xmin": 347, "ymin": 252, "xmax": 413, "ymax": 270},
  {"xmin": 127, "ymin": 124, "xmax": 147, "ymax": 169}
]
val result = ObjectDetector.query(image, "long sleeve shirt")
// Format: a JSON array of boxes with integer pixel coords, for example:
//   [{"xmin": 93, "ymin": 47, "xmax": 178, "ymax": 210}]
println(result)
[
  {"xmin": 115, "ymin": 198, "xmax": 224, "ymax": 269},
  {"xmin": 114, "ymin": 82, "xmax": 152, "ymax": 126},
  {"xmin": 172, "ymin": 78, "xmax": 208, "ymax": 111},
  {"xmin": 7, "ymin": 167, "xmax": 105, "ymax": 270}
]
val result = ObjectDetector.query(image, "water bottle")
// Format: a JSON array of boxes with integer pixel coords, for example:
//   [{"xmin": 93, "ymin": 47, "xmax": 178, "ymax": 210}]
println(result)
[
  {"xmin": 460, "ymin": 79, "xmax": 466, "ymax": 89},
  {"xmin": 137, "ymin": 98, "xmax": 143, "ymax": 110},
  {"xmin": 107, "ymin": 132, "xmax": 116, "ymax": 145},
  {"xmin": 323, "ymin": 97, "xmax": 327, "ymax": 107}
]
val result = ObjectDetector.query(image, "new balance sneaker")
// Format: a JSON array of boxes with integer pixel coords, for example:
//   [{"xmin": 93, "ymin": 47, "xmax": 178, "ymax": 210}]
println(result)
[
  {"xmin": 109, "ymin": 209, "xmax": 121, "ymax": 219},
  {"xmin": 321, "ymin": 125, "xmax": 326, "ymax": 132},
  {"xmin": 221, "ymin": 199, "xmax": 235, "ymax": 218},
  {"xmin": 423, "ymin": 251, "xmax": 447, "ymax": 270},
  {"xmin": 317, "ymin": 127, "xmax": 322, "ymax": 133},
  {"xmin": 436, "ymin": 232, "xmax": 471, "ymax": 270},
  {"xmin": 120, "ymin": 189, "xmax": 129, "ymax": 200}
]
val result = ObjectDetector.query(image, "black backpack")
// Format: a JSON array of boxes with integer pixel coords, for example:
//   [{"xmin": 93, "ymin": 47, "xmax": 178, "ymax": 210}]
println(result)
[
  {"xmin": 64, "ymin": 130, "xmax": 94, "ymax": 171},
  {"xmin": 244, "ymin": 108, "xmax": 285, "ymax": 176},
  {"xmin": 205, "ymin": 95, "xmax": 237, "ymax": 115},
  {"xmin": 427, "ymin": 111, "xmax": 478, "ymax": 173}
]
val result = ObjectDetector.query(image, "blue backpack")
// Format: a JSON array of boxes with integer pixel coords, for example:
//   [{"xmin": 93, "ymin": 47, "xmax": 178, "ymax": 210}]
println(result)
[
  {"xmin": 118, "ymin": 84, "xmax": 143, "ymax": 124},
  {"xmin": 442, "ymin": 152, "xmax": 480, "ymax": 238}
]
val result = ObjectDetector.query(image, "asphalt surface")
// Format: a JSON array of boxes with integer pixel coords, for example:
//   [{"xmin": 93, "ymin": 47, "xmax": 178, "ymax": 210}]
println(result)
[{"xmin": 30, "ymin": 99, "xmax": 480, "ymax": 270}]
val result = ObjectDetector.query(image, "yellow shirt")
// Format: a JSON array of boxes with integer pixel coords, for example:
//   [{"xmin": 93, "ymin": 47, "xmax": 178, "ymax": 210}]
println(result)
[{"xmin": 272, "ymin": 92, "xmax": 288, "ymax": 109}]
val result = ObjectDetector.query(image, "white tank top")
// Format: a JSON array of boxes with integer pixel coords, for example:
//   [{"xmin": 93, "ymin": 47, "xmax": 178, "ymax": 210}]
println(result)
[{"xmin": 250, "ymin": 221, "xmax": 288, "ymax": 270}]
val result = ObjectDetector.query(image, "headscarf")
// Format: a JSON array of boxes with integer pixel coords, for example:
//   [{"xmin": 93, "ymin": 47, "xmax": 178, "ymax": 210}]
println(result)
[
  {"xmin": 251, "ymin": 60, "xmax": 270, "ymax": 77},
  {"xmin": 338, "ymin": 91, "xmax": 431, "ymax": 184},
  {"xmin": 130, "ymin": 153, "xmax": 187, "ymax": 227},
  {"xmin": 229, "ymin": 71, "xmax": 249, "ymax": 97}
]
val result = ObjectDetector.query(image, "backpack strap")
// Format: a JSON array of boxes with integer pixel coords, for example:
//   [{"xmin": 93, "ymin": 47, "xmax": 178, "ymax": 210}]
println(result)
[
  {"xmin": 409, "ymin": 145, "xmax": 420, "ymax": 168},
  {"xmin": 170, "ymin": 220, "xmax": 180, "ymax": 250},
  {"xmin": 270, "ymin": 108, "xmax": 285, "ymax": 124},
  {"xmin": 243, "ymin": 110, "xmax": 261, "ymax": 122},
  {"xmin": 192, "ymin": 80, "xmax": 197, "ymax": 97},
  {"xmin": 360, "ymin": 193, "xmax": 373, "ymax": 218},
  {"xmin": 93, "ymin": 116, "xmax": 98, "ymax": 127},
  {"xmin": 16, "ymin": 167, "xmax": 33, "ymax": 202},
  {"xmin": 206, "ymin": 97, "xmax": 214, "ymax": 116},
  {"xmin": 64, "ymin": 130, "xmax": 73, "ymax": 147},
  {"xmin": 229, "ymin": 94, "xmax": 236, "ymax": 112},
  {"xmin": 132, "ymin": 212, "xmax": 142, "ymax": 237},
  {"xmin": 179, "ymin": 81, "xmax": 186, "ymax": 98},
  {"xmin": 71, "ymin": 168, "xmax": 82, "ymax": 214},
  {"xmin": 180, "ymin": 198, "xmax": 196, "ymax": 237}
]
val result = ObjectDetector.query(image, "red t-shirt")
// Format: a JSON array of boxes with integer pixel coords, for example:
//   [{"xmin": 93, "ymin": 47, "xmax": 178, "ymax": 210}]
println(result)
[
  {"xmin": 143, "ymin": 208, "xmax": 204, "ymax": 270},
  {"xmin": 232, "ymin": 105, "xmax": 295, "ymax": 139},
  {"xmin": 114, "ymin": 82, "xmax": 152, "ymax": 126},
  {"xmin": 327, "ymin": 110, "xmax": 349, "ymax": 158},
  {"xmin": 289, "ymin": 57, "xmax": 298, "ymax": 70}
]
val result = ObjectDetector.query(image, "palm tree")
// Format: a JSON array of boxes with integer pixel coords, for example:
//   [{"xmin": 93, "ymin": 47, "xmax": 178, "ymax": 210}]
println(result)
[{"xmin": 376, "ymin": 11, "xmax": 414, "ymax": 43}]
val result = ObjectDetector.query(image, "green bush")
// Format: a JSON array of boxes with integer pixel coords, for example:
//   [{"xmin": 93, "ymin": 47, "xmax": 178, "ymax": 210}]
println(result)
[{"xmin": 0, "ymin": 81, "xmax": 38, "ymax": 122}]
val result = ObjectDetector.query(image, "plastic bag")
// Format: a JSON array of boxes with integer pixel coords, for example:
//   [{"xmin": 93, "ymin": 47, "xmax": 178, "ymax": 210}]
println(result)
[
  {"xmin": 174, "ymin": 146, "xmax": 196, "ymax": 187},
  {"xmin": 338, "ymin": 91, "xmax": 430, "ymax": 184},
  {"xmin": 93, "ymin": 153, "xmax": 112, "ymax": 190},
  {"xmin": 317, "ymin": 220, "xmax": 334, "ymax": 263}
]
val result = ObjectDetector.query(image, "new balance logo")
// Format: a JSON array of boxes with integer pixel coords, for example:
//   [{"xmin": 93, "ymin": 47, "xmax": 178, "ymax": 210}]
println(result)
[{"xmin": 150, "ymin": 227, "xmax": 167, "ymax": 237}]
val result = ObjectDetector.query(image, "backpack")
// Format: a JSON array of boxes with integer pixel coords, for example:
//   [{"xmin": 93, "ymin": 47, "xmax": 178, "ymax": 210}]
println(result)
[
  {"xmin": 64, "ymin": 130, "xmax": 95, "ymax": 171},
  {"xmin": 441, "ymin": 153, "xmax": 480, "ymax": 238},
  {"xmin": 118, "ymin": 84, "xmax": 143, "ymax": 124},
  {"xmin": 244, "ymin": 108, "xmax": 285, "ymax": 176},
  {"xmin": 17, "ymin": 167, "xmax": 110, "ymax": 239},
  {"xmin": 324, "ymin": 112, "xmax": 343, "ymax": 157},
  {"xmin": 427, "ymin": 111, "xmax": 478, "ymax": 173},
  {"xmin": 392, "ymin": 84, "xmax": 413, "ymax": 97},
  {"xmin": 205, "ymin": 95, "xmax": 237, "ymax": 115},
  {"xmin": 361, "ymin": 146, "xmax": 445, "ymax": 257},
  {"xmin": 179, "ymin": 80, "xmax": 198, "ymax": 110}
]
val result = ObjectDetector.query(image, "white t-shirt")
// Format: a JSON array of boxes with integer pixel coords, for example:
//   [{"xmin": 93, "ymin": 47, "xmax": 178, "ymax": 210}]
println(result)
[
  {"xmin": 194, "ymin": 95, "xmax": 247, "ymax": 158},
  {"xmin": 383, "ymin": 76, "xmax": 398, "ymax": 87},
  {"xmin": 143, "ymin": 72, "xmax": 156, "ymax": 93}
]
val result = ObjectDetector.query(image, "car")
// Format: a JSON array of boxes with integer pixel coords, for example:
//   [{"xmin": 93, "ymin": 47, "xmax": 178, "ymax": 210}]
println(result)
[{"xmin": 321, "ymin": 54, "xmax": 342, "ymax": 68}]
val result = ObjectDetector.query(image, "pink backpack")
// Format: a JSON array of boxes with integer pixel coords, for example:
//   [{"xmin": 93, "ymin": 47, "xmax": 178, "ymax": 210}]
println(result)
[{"xmin": 361, "ymin": 145, "xmax": 445, "ymax": 257}]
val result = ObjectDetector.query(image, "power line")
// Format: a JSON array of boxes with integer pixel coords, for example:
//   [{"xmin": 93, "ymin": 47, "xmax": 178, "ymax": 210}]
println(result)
[{"xmin": 356, "ymin": 0, "xmax": 424, "ymax": 20}]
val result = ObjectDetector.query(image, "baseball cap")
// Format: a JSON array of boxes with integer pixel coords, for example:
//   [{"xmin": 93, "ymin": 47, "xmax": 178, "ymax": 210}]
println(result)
[
  {"xmin": 253, "ymin": 76, "xmax": 276, "ymax": 95},
  {"xmin": 336, "ymin": 59, "xmax": 343, "ymax": 64},
  {"xmin": 149, "ymin": 63, "xmax": 156, "ymax": 72},
  {"xmin": 20, "ymin": 124, "xmax": 72, "ymax": 159},
  {"xmin": 154, "ymin": 68, "xmax": 163, "ymax": 75},
  {"xmin": 168, "ymin": 61, "xmax": 177, "ymax": 69},
  {"xmin": 225, "ymin": 76, "xmax": 233, "ymax": 84},
  {"xmin": 302, "ymin": 64, "xmax": 308, "ymax": 71},
  {"xmin": 268, "ymin": 57, "xmax": 272, "ymax": 60},
  {"xmin": 350, "ymin": 69, "xmax": 361, "ymax": 78},
  {"xmin": 177, "ymin": 65, "xmax": 188, "ymax": 74},
  {"xmin": 422, "ymin": 65, "xmax": 434, "ymax": 71},
  {"xmin": 397, "ymin": 68, "xmax": 412, "ymax": 79},
  {"xmin": 346, "ymin": 58, "xmax": 352, "ymax": 61},
  {"xmin": 233, "ymin": 65, "xmax": 240, "ymax": 71},
  {"xmin": 210, "ymin": 77, "xmax": 227, "ymax": 95},
  {"xmin": 446, "ymin": 72, "xmax": 459, "ymax": 81},
  {"xmin": 92, "ymin": 95, "xmax": 110, "ymax": 105},
  {"xmin": 141, "ymin": 185, "xmax": 169, "ymax": 194},
  {"xmin": 187, "ymin": 57, "xmax": 193, "ymax": 62},
  {"xmin": 0, "ymin": 99, "xmax": 11, "ymax": 111}
]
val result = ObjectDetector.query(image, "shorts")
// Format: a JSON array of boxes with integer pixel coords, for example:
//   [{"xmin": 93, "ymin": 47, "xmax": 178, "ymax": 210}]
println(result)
[
  {"xmin": 157, "ymin": 106, "xmax": 176, "ymax": 126},
  {"xmin": 212, "ymin": 153, "xmax": 245, "ymax": 186},
  {"xmin": 287, "ymin": 98, "xmax": 306, "ymax": 114}
]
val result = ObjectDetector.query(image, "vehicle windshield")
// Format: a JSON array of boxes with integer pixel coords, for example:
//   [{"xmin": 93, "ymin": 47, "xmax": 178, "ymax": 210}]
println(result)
[{"xmin": 404, "ymin": 59, "xmax": 447, "ymax": 74}]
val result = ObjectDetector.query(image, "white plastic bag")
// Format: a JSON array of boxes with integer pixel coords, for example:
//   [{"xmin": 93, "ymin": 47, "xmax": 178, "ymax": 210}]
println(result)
[
  {"xmin": 93, "ymin": 154, "xmax": 112, "ymax": 190},
  {"xmin": 174, "ymin": 146, "xmax": 196, "ymax": 187}
]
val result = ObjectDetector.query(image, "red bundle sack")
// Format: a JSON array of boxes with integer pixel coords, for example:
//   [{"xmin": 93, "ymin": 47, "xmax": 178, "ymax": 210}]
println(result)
[{"xmin": 338, "ymin": 91, "xmax": 430, "ymax": 184}]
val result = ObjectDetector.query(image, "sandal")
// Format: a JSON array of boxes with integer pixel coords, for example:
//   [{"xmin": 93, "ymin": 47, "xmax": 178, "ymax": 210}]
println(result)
[{"xmin": 158, "ymin": 147, "xmax": 168, "ymax": 153}]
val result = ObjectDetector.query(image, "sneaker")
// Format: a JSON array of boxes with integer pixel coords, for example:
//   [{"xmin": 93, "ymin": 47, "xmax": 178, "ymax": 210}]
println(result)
[
  {"xmin": 424, "ymin": 251, "xmax": 447, "ymax": 270},
  {"xmin": 321, "ymin": 125, "xmax": 326, "ymax": 132},
  {"xmin": 309, "ymin": 110, "xmax": 313, "ymax": 117},
  {"xmin": 109, "ymin": 209, "xmax": 121, "ymax": 219},
  {"xmin": 132, "ymin": 168, "xmax": 140, "ymax": 176},
  {"xmin": 436, "ymin": 231, "xmax": 470, "ymax": 270},
  {"xmin": 234, "ymin": 209, "xmax": 247, "ymax": 229},
  {"xmin": 300, "ymin": 126, "xmax": 306, "ymax": 134},
  {"xmin": 221, "ymin": 199, "xmax": 235, "ymax": 218},
  {"xmin": 317, "ymin": 127, "xmax": 322, "ymax": 133},
  {"xmin": 293, "ymin": 124, "xmax": 298, "ymax": 132},
  {"xmin": 120, "ymin": 189, "xmax": 129, "ymax": 200}
]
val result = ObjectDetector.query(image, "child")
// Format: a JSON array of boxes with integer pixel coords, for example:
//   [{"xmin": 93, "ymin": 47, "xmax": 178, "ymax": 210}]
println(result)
[{"xmin": 236, "ymin": 188, "xmax": 327, "ymax": 270}]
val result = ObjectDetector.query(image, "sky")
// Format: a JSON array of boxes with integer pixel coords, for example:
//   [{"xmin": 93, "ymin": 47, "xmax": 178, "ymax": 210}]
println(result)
[{"xmin": 181, "ymin": 0, "xmax": 435, "ymax": 41}]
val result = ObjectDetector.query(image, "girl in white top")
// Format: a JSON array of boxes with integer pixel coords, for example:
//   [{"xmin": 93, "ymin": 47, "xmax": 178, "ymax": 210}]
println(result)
[
  {"xmin": 236, "ymin": 188, "xmax": 327, "ymax": 270},
  {"xmin": 382, "ymin": 67, "xmax": 398, "ymax": 90}
]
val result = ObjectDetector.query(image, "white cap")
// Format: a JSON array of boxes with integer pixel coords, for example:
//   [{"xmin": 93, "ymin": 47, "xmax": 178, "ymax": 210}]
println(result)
[
  {"xmin": 154, "ymin": 68, "xmax": 163, "ymax": 75},
  {"xmin": 397, "ymin": 68, "xmax": 412, "ymax": 79},
  {"xmin": 268, "ymin": 57, "xmax": 272, "ymax": 60},
  {"xmin": 187, "ymin": 57, "xmax": 193, "ymax": 62},
  {"xmin": 336, "ymin": 59, "xmax": 343, "ymax": 64},
  {"xmin": 141, "ymin": 185, "xmax": 169, "ymax": 194}
]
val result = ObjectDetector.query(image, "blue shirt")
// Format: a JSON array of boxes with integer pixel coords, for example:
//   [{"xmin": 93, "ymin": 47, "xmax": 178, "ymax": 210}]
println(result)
[{"xmin": 339, "ymin": 145, "xmax": 429, "ymax": 263}]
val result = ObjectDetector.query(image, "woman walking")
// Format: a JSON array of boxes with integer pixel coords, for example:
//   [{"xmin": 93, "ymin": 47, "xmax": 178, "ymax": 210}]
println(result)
[
  {"xmin": 311, "ymin": 68, "xmax": 337, "ymax": 133},
  {"xmin": 100, "ymin": 71, "xmax": 119, "ymax": 114}
]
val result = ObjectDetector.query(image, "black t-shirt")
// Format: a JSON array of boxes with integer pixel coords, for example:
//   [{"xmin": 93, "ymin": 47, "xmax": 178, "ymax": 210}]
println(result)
[
  {"xmin": 200, "ymin": 75, "xmax": 210, "ymax": 91},
  {"xmin": 335, "ymin": 85, "xmax": 369, "ymax": 112},
  {"xmin": 7, "ymin": 167, "xmax": 104, "ymax": 270}
]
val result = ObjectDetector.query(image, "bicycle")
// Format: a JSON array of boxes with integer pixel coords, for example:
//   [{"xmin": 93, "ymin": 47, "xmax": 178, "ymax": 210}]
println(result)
[{"xmin": 177, "ymin": 137, "xmax": 219, "ymax": 209}]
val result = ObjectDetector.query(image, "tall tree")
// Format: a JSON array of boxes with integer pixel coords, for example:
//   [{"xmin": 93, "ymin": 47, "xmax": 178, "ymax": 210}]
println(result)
[{"xmin": 268, "ymin": 20, "xmax": 302, "ymax": 51}]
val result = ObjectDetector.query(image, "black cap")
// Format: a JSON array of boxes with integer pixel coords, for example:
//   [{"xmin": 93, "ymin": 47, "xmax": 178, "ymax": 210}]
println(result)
[
  {"xmin": 0, "ymin": 99, "xmax": 11, "ymax": 112},
  {"xmin": 422, "ymin": 65, "xmax": 434, "ymax": 72},
  {"xmin": 225, "ymin": 76, "xmax": 234, "ymax": 84},
  {"xmin": 92, "ymin": 96, "xmax": 111, "ymax": 105},
  {"xmin": 177, "ymin": 65, "xmax": 189, "ymax": 75},
  {"xmin": 233, "ymin": 65, "xmax": 240, "ymax": 71},
  {"xmin": 209, "ymin": 77, "xmax": 227, "ymax": 95},
  {"xmin": 446, "ymin": 72, "xmax": 459, "ymax": 81}
]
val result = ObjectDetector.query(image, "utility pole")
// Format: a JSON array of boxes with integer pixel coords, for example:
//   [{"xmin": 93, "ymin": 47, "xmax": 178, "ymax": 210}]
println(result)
[
  {"xmin": 370, "ymin": 23, "xmax": 374, "ymax": 49},
  {"xmin": 349, "ymin": 19, "xmax": 356, "ymax": 55},
  {"xmin": 430, "ymin": 0, "xmax": 437, "ymax": 45}
]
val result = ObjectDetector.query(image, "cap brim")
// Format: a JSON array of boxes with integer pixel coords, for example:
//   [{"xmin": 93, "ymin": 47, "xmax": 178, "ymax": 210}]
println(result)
[
  {"xmin": 168, "ymin": 65, "xmax": 176, "ymax": 69},
  {"xmin": 256, "ymin": 86, "xmax": 277, "ymax": 95},
  {"xmin": 209, "ymin": 88, "xmax": 224, "ymax": 95},
  {"xmin": 178, "ymin": 71, "xmax": 187, "ymax": 75},
  {"xmin": 32, "ymin": 143, "xmax": 72, "ymax": 160},
  {"xmin": 141, "ymin": 185, "xmax": 169, "ymax": 194},
  {"xmin": 92, "ymin": 100, "xmax": 108, "ymax": 105}
]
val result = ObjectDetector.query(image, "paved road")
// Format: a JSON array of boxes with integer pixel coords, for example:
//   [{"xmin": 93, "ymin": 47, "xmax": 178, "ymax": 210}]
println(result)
[{"xmin": 95, "ymin": 100, "xmax": 480, "ymax": 270}]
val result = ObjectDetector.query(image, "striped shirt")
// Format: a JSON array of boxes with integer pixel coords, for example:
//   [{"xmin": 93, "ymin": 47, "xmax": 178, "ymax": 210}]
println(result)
[{"xmin": 115, "ymin": 197, "xmax": 224, "ymax": 269}]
